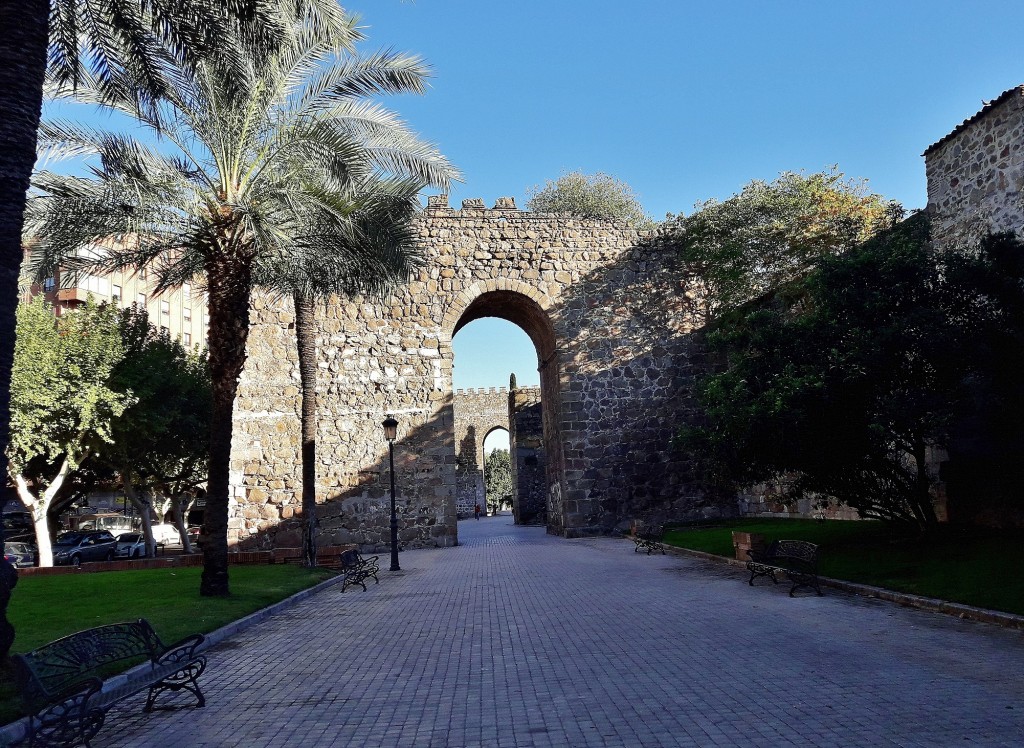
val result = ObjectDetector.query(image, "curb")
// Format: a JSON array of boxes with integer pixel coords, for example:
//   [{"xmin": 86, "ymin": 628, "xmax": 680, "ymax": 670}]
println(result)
[
  {"xmin": 0, "ymin": 570, "xmax": 346, "ymax": 747},
  {"xmin": 657, "ymin": 542, "xmax": 1024, "ymax": 631}
]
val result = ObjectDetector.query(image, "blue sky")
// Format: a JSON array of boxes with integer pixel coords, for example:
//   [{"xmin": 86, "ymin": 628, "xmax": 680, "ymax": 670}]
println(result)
[
  {"xmin": 42, "ymin": 1, "xmax": 1024, "ymax": 392},
  {"xmin": 362, "ymin": 0, "xmax": 1024, "ymax": 390}
]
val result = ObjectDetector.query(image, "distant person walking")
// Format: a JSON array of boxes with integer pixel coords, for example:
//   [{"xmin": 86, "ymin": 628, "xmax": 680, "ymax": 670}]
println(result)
[{"xmin": 474, "ymin": 504, "xmax": 481, "ymax": 520}]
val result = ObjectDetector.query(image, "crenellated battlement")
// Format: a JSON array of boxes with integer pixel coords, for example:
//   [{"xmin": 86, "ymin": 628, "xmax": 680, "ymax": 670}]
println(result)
[
  {"xmin": 454, "ymin": 386, "xmax": 509, "ymax": 396},
  {"xmin": 427, "ymin": 194, "xmax": 519, "ymax": 212}
]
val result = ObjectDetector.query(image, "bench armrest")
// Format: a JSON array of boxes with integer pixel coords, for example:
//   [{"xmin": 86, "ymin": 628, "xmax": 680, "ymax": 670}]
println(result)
[
  {"xmin": 155, "ymin": 633, "xmax": 205, "ymax": 666},
  {"xmin": 28, "ymin": 676, "xmax": 103, "ymax": 721}
]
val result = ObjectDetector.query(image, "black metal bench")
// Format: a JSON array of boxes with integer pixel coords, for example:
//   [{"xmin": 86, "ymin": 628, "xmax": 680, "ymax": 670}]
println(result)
[
  {"xmin": 746, "ymin": 539, "xmax": 822, "ymax": 596},
  {"xmin": 632, "ymin": 525, "xmax": 665, "ymax": 555},
  {"xmin": 339, "ymin": 549, "xmax": 380, "ymax": 592},
  {"xmin": 11, "ymin": 619, "xmax": 206, "ymax": 747}
]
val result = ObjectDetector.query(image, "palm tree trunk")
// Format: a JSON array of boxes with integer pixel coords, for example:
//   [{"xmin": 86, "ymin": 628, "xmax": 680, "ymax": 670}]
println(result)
[
  {"xmin": 0, "ymin": 0, "xmax": 49, "ymax": 657},
  {"xmin": 201, "ymin": 252, "xmax": 253, "ymax": 597},
  {"xmin": 294, "ymin": 292, "xmax": 318, "ymax": 568}
]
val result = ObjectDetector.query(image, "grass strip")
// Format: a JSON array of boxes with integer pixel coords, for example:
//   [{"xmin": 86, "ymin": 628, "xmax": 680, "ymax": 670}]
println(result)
[
  {"xmin": 663, "ymin": 518, "xmax": 1024, "ymax": 617},
  {"xmin": 1, "ymin": 564, "xmax": 335, "ymax": 725}
]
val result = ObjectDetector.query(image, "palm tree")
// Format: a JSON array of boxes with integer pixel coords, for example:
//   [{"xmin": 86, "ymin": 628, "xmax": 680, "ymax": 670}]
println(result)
[
  {"xmin": 257, "ymin": 179, "xmax": 429, "ymax": 567},
  {"xmin": 0, "ymin": 1, "xmax": 346, "ymax": 512},
  {"xmin": 24, "ymin": 15, "xmax": 455, "ymax": 595}
]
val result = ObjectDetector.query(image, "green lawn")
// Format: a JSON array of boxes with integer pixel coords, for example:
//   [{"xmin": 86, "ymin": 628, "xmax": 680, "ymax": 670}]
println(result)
[
  {"xmin": 1, "ymin": 564, "xmax": 335, "ymax": 725},
  {"xmin": 664, "ymin": 519, "xmax": 1024, "ymax": 616}
]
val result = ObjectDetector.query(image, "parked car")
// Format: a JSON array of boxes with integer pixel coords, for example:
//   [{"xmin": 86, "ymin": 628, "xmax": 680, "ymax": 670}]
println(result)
[
  {"xmin": 4, "ymin": 542, "xmax": 35, "ymax": 568},
  {"xmin": 187, "ymin": 526, "xmax": 202, "ymax": 548},
  {"xmin": 53, "ymin": 531, "xmax": 117, "ymax": 566},
  {"xmin": 2, "ymin": 512, "xmax": 34, "ymax": 544},
  {"xmin": 150, "ymin": 524, "xmax": 182, "ymax": 546},
  {"xmin": 115, "ymin": 533, "xmax": 147, "ymax": 559}
]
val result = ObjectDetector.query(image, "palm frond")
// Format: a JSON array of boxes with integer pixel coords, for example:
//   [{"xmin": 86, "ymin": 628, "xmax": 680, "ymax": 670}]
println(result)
[
  {"xmin": 296, "ymin": 49, "xmax": 430, "ymax": 114},
  {"xmin": 34, "ymin": 5, "xmax": 456, "ymax": 316}
]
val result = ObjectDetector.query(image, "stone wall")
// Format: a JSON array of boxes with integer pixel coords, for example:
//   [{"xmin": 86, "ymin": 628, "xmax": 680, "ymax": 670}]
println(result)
[
  {"xmin": 453, "ymin": 387, "xmax": 509, "ymax": 517},
  {"xmin": 925, "ymin": 85, "xmax": 1024, "ymax": 251},
  {"xmin": 230, "ymin": 195, "xmax": 729, "ymax": 550},
  {"xmin": 508, "ymin": 385, "xmax": 546, "ymax": 525}
]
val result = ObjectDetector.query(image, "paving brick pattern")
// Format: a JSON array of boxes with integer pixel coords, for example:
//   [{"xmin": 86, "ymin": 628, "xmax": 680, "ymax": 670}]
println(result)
[{"xmin": 97, "ymin": 517, "xmax": 1024, "ymax": 747}]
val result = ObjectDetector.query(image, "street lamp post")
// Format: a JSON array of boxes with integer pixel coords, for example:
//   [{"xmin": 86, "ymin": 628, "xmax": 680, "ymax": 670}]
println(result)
[{"xmin": 382, "ymin": 415, "xmax": 400, "ymax": 571}]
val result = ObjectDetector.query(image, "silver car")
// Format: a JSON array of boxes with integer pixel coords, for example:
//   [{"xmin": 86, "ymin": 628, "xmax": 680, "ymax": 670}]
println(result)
[
  {"xmin": 4, "ymin": 542, "xmax": 35, "ymax": 568},
  {"xmin": 53, "ymin": 531, "xmax": 117, "ymax": 566},
  {"xmin": 115, "ymin": 533, "xmax": 147, "ymax": 559}
]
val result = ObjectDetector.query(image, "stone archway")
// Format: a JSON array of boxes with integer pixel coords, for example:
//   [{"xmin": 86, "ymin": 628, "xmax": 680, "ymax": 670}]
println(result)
[
  {"xmin": 448, "ymin": 287, "xmax": 564, "ymax": 530},
  {"xmin": 231, "ymin": 195, "xmax": 714, "ymax": 551},
  {"xmin": 452, "ymin": 386, "xmax": 511, "ymax": 517},
  {"xmin": 449, "ymin": 289, "xmax": 565, "ymax": 531}
]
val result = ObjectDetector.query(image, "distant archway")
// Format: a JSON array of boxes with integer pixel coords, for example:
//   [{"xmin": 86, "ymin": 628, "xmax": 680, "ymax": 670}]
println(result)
[{"xmin": 482, "ymin": 427, "xmax": 511, "ymax": 514}]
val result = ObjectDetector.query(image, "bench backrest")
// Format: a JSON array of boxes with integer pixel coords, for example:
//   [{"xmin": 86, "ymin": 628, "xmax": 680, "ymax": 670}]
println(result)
[
  {"xmin": 339, "ymin": 549, "xmax": 361, "ymax": 570},
  {"xmin": 13, "ymin": 619, "xmax": 163, "ymax": 706},
  {"xmin": 769, "ymin": 539, "xmax": 819, "ymax": 564}
]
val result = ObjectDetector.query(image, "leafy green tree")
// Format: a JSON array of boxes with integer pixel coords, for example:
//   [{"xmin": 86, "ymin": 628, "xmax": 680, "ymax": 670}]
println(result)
[
  {"xmin": 937, "ymin": 233, "xmax": 1024, "ymax": 518},
  {"xmin": 24, "ymin": 12, "xmax": 453, "ymax": 595},
  {"xmin": 526, "ymin": 171, "xmax": 654, "ymax": 230},
  {"xmin": 104, "ymin": 305, "xmax": 211, "ymax": 556},
  {"xmin": 484, "ymin": 448, "xmax": 512, "ymax": 513},
  {"xmin": 662, "ymin": 168, "xmax": 902, "ymax": 324},
  {"xmin": 671, "ymin": 213, "xmax": 1024, "ymax": 528},
  {"xmin": 8, "ymin": 298, "xmax": 134, "ymax": 565}
]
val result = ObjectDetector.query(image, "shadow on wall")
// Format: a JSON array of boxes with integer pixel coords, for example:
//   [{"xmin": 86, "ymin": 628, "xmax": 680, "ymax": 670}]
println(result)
[
  {"xmin": 235, "ymin": 401, "xmax": 459, "ymax": 553},
  {"xmin": 539, "ymin": 239, "xmax": 727, "ymax": 534}
]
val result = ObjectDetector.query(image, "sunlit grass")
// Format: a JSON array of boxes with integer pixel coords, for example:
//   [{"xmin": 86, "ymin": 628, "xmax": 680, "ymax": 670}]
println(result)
[
  {"xmin": 1, "ymin": 564, "xmax": 335, "ymax": 724},
  {"xmin": 664, "ymin": 519, "xmax": 1024, "ymax": 616}
]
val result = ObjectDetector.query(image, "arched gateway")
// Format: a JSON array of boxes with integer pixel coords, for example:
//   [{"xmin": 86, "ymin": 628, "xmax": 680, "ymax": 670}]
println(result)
[{"xmin": 230, "ymin": 195, "xmax": 717, "ymax": 551}]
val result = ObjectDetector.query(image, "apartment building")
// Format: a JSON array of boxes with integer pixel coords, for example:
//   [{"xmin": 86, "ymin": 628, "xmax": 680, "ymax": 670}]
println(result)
[{"xmin": 27, "ymin": 262, "xmax": 209, "ymax": 348}]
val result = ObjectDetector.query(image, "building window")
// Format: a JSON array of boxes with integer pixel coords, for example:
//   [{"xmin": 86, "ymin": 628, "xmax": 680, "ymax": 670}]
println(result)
[
  {"xmin": 81, "ymin": 274, "xmax": 109, "ymax": 296},
  {"xmin": 43, "ymin": 277, "xmax": 55, "ymax": 292},
  {"xmin": 136, "ymin": 292, "xmax": 146, "ymax": 310},
  {"xmin": 183, "ymin": 307, "xmax": 191, "ymax": 322},
  {"xmin": 183, "ymin": 283, "xmax": 191, "ymax": 299},
  {"xmin": 161, "ymin": 300, "xmax": 170, "ymax": 316},
  {"xmin": 112, "ymin": 285, "xmax": 122, "ymax": 304},
  {"xmin": 183, "ymin": 332, "xmax": 191, "ymax": 346}
]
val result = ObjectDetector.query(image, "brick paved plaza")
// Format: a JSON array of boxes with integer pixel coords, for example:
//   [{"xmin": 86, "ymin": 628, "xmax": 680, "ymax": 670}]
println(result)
[{"xmin": 97, "ymin": 517, "xmax": 1024, "ymax": 747}]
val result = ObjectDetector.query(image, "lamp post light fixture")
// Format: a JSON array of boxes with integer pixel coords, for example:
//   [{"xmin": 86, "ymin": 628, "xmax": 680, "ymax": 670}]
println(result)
[{"xmin": 382, "ymin": 415, "xmax": 400, "ymax": 571}]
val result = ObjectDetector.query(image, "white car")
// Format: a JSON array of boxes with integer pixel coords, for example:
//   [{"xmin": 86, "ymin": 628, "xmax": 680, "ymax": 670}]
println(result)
[
  {"xmin": 115, "ymin": 532, "xmax": 146, "ymax": 559},
  {"xmin": 150, "ymin": 524, "xmax": 182, "ymax": 545}
]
